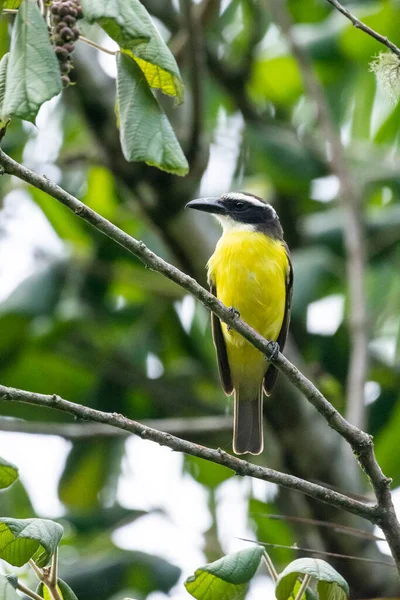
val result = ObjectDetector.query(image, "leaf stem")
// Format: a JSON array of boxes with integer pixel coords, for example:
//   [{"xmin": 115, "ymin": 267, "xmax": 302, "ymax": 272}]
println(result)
[
  {"xmin": 263, "ymin": 551, "xmax": 279, "ymax": 582},
  {"xmin": 15, "ymin": 581, "xmax": 43, "ymax": 600},
  {"xmin": 294, "ymin": 574, "xmax": 312, "ymax": 600},
  {"xmin": 78, "ymin": 35, "xmax": 118, "ymax": 56},
  {"xmin": 29, "ymin": 559, "xmax": 44, "ymax": 580},
  {"xmin": 49, "ymin": 549, "xmax": 59, "ymax": 587}
]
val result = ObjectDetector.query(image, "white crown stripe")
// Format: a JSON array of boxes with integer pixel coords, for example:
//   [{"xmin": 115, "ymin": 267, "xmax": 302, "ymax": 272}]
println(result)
[{"xmin": 221, "ymin": 193, "xmax": 277, "ymax": 216}]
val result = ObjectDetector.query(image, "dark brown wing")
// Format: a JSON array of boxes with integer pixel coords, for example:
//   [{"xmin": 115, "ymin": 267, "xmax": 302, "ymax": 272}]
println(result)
[
  {"xmin": 263, "ymin": 247, "xmax": 293, "ymax": 396},
  {"xmin": 210, "ymin": 282, "xmax": 233, "ymax": 395}
]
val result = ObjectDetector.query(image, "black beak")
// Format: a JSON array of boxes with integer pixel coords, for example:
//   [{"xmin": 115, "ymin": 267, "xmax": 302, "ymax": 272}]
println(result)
[{"xmin": 185, "ymin": 197, "xmax": 227, "ymax": 215}]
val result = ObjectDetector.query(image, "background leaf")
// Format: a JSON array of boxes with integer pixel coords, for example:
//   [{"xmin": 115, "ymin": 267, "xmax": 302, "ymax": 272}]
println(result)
[
  {"xmin": 0, "ymin": 575, "xmax": 20, "ymax": 600},
  {"xmin": 0, "ymin": 456, "xmax": 18, "ymax": 489}
]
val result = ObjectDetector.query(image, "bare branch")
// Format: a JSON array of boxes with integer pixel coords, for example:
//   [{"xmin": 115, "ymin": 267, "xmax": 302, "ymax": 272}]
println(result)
[
  {"xmin": 245, "ymin": 539, "xmax": 396, "ymax": 568},
  {"xmin": 0, "ymin": 415, "xmax": 232, "ymax": 439},
  {"xmin": 0, "ymin": 149, "xmax": 399, "ymax": 572},
  {"xmin": 0, "ymin": 383, "xmax": 377, "ymax": 522},
  {"xmin": 181, "ymin": 0, "xmax": 206, "ymax": 173},
  {"xmin": 325, "ymin": 0, "xmax": 400, "ymax": 59},
  {"xmin": 270, "ymin": 0, "xmax": 368, "ymax": 432}
]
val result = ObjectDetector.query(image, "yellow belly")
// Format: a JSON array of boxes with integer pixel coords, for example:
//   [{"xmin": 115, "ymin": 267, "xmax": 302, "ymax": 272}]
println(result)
[{"xmin": 208, "ymin": 230, "xmax": 289, "ymax": 396}]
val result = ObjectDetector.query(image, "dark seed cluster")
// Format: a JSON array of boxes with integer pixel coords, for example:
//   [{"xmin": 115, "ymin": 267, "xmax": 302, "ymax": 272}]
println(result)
[{"xmin": 50, "ymin": 0, "xmax": 83, "ymax": 87}]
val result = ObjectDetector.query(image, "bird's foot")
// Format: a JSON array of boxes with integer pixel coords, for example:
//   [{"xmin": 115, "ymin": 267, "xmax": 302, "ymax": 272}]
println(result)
[
  {"xmin": 227, "ymin": 307, "xmax": 240, "ymax": 331},
  {"xmin": 265, "ymin": 341, "xmax": 280, "ymax": 362}
]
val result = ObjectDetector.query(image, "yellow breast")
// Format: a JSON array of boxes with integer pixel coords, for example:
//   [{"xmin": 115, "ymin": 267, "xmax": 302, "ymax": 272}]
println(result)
[{"xmin": 208, "ymin": 230, "xmax": 289, "ymax": 392}]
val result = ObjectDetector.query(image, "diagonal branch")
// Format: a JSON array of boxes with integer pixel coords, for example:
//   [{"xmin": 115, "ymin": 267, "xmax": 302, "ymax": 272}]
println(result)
[
  {"xmin": 270, "ymin": 0, "xmax": 368, "ymax": 432},
  {"xmin": 326, "ymin": 0, "xmax": 400, "ymax": 58},
  {"xmin": 0, "ymin": 383, "xmax": 377, "ymax": 521},
  {"xmin": 0, "ymin": 148, "xmax": 399, "ymax": 573}
]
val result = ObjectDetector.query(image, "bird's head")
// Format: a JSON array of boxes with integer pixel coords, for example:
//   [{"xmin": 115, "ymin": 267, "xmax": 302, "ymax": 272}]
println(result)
[{"xmin": 186, "ymin": 192, "xmax": 283, "ymax": 238}]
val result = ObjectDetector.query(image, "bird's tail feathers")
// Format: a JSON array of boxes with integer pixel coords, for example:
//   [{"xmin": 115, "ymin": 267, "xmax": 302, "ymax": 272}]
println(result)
[{"xmin": 233, "ymin": 386, "xmax": 263, "ymax": 455}]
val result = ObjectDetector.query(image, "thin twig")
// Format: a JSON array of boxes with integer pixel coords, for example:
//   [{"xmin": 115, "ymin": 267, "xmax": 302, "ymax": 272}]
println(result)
[
  {"xmin": 0, "ymin": 383, "xmax": 376, "ymax": 521},
  {"xmin": 270, "ymin": 0, "xmax": 368, "ymax": 432},
  {"xmin": 1, "ymin": 8, "xmax": 18, "ymax": 14},
  {"xmin": 240, "ymin": 539, "xmax": 396, "ymax": 568},
  {"xmin": 326, "ymin": 0, "xmax": 400, "ymax": 59},
  {"xmin": 0, "ymin": 149, "xmax": 399, "ymax": 573},
  {"xmin": 78, "ymin": 35, "xmax": 118, "ymax": 56},
  {"xmin": 253, "ymin": 513, "xmax": 384, "ymax": 541},
  {"xmin": 263, "ymin": 552, "xmax": 279, "ymax": 582},
  {"xmin": 294, "ymin": 574, "xmax": 312, "ymax": 600}
]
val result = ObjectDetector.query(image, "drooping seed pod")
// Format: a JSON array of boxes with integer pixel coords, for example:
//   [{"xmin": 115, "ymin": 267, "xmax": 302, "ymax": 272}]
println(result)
[{"xmin": 50, "ymin": 0, "xmax": 83, "ymax": 87}]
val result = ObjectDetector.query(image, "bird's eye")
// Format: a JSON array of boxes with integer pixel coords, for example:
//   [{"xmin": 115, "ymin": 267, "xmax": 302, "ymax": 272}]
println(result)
[{"xmin": 235, "ymin": 201, "xmax": 245, "ymax": 210}]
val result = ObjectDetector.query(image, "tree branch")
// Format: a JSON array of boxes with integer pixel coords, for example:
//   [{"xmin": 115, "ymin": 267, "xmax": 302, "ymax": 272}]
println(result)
[
  {"xmin": 0, "ymin": 383, "xmax": 377, "ymax": 522},
  {"xmin": 0, "ymin": 415, "xmax": 232, "ymax": 439},
  {"xmin": 181, "ymin": 0, "xmax": 206, "ymax": 173},
  {"xmin": 325, "ymin": 0, "xmax": 400, "ymax": 59},
  {"xmin": 270, "ymin": 0, "xmax": 368, "ymax": 432},
  {"xmin": 0, "ymin": 148, "xmax": 399, "ymax": 573}
]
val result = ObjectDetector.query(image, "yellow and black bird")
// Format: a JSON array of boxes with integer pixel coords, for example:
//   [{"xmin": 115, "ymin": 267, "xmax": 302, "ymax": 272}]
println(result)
[{"xmin": 186, "ymin": 192, "xmax": 293, "ymax": 455}]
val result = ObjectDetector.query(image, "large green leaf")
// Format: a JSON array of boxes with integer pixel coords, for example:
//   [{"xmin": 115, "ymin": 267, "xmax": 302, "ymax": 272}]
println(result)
[
  {"xmin": 185, "ymin": 455, "xmax": 233, "ymax": 489},
  {"xmin": 37, "ymin": 579, "xmax": 78, "ymax": 600},
  {"xmin": 116, "ymin": 52, "xmax": 188, "ymax": 175},
  {"xmin": 185, "ymin": 546, "xmax": 264, "ymax": 600},
  {"xmin": 0, "ymin": 456, "xmax": 18, "ymax": 489},
  {"xmin": 0, "ymin": 1, "xmax": 23, "ymax": 8},
  {"xmin": 0, "ymin": 575, "xmax": 20, "ymax": 600},
  {"xmin": 0, "ymin": 518, "xmax": 63, "ymax": 567},
  {"xmin": 0, "ymin": 52, "xmax": 9, "ymax": 124},
  {"xmin": 276, "ymin": 558, "xmax": 349, "ymax": 600},
  {"xmin": 2, "ymin": 0, "xmax": 62, "ymax": 123},
  {"xmin": 58, "ymin": 440, "xmax": 121, "ymax": 512},
  {"xmin": 80, "ymin": 0, "xmax": 183, "ymax": 102},
  {"xmin": 248, "ymin": 499, "xmax": 294, "ymax": 568}
]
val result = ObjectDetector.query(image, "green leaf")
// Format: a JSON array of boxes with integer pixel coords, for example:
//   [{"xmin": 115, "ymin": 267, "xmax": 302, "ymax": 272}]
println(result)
[
  {"xmin": 185, "ymin": 546, "xmax": 264, "ymax": 600},
  {"xmin": 250, "ymin": 55, "xmax": 303, "ymax": 106},
  {"xmin": 0, "ymin": 517, "xmax": 63, "ymax": 567},
  {"xmin": 116, "ymin": 52, "xmax": 188, "ymax": 175},
  {"xmin": 37, "ymin": 579, "xmax": 78, "ymax": 600},
  {"xmin": 80, "ymin": 0, "xmax": 184, "ymax": 102},
  {"xmin": 276, "ymin": 558, "xmax": 349, "ymax": 600},
  {"xmin": 0, "ymin": 456, "xmax": 19, "ymax": 489},
  {"xmin": 0, "ymin": 1, "xmax": 23, "ymax": 8},
  {"xmin": 2, "ymin": 0, "xmax": 62, "ymax": 123},
  {"xmin": 0, "ymin": 52, "xmax": 9, "ymax": 120},
  {"xmin": 0, "ymin": 575, "xmax": 20, "ymax": 600},
  {"xmin": 318, "ymin": 581, "xmax": 347, "ymax": 600}
]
